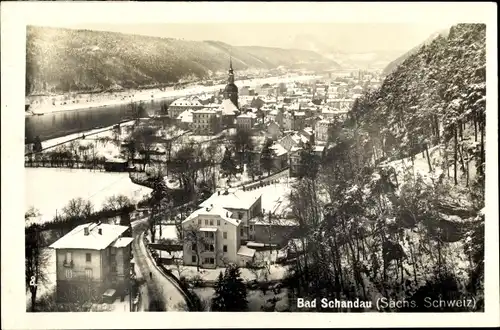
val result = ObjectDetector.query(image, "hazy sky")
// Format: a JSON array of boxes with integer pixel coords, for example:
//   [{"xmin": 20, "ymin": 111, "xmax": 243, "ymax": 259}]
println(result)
[{"xmin": 66, "ymin": 22, "xmax": 451, "ymax": 53}]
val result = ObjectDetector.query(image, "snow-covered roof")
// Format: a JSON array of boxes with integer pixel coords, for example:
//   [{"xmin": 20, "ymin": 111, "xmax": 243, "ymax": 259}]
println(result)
[
  {"xmin": 314, "ymin": 145, "xmax": 325, "ymax": 153},
  {"xmin": 237, "ymin": 112, "xmax": 257, "ymax": 119},
  {"xmin": 237, "ymin": 245, "xmax": 256, "ymax": 258},
  {"xmin": 270, "ymin": 143, "xmax": 288, "ymax": 156},
  {"xmin": 50, "ymin": 223, "xmax": 129, "ymax": 250},
  {"xmin": 294, "ymin": 111, "xmax": 306, "ymax": 117},
  {"xmin": 171, "ymin": 98, "xmax": 203, "ymax": 107},
  {"xmin": 353, "ymin": 85, "xmax": 363, "ymax": 90},
  {"xmin": 219, "ymin": 99, "xmax": 238, "ymax": 115},
  {"xmin": 177, "ymin": 109, "xmax": 194, "ymax": 123},
  {"xmin": 182, "ymin": 205, "xmax": 240, "ymax": 226},
  {"xmin": 193, "ymin": 108, "xmax": 217, "ymax": 114},
  {"xmin": 112, "ymin": 237, "xmax": 134, "ymax": 248},
  {"xmin": 199, "ymin": 189, "xmax": 261, "ymax": 211},
  {"xmin": 105, "ymin": 157, "xmax": 127, "ymax": 163},
  {"xmin": 269, "ymin": 109, "xmax": 278, "ymax": 116}
]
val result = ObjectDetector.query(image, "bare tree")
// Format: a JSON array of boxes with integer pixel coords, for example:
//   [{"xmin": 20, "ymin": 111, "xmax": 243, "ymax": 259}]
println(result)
[
  {"xmin": 62, "ymin": 198, "xmax": 93, "ymax": 219},
  {"xmin": 132, "ymin": 127, "xmax": 158, "ymax": 171},
  {"xmin": 103, "ymin": 194, "xmax": 133, "ymax": 212},
  {"xmin": 183, "ymin": 224, "xmax": 206, "ymax": 271},
  {"xmin": 25, "ymin": 209, "xmax": 49, "ymax": 312}
]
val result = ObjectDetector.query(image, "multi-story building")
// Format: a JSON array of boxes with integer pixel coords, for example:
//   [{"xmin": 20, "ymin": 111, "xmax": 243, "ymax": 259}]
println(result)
[
  {"xmin": 236, "ymin": 112, "xmax": 257, "ymax": 131},
  {"xmin": 168, "ymin": 98, "xmax": 204, "ymax": 119},
  {"xmin": 49, "ymin": 222, "xmax": 133, "ymax": 303},
  {"xmin": 192, "ymin": 109, "xmax": 221, "ymax": 135},
  {"xmin": 293, "ymin": 111, "xmax": 306, "ymax": 131},
  {"xmin": 288, "ymin": 146, "xmax": 303, "ymax": 178},
  {"xmin": 266, "ymin": 121, "xmax": 282, "ymax": 141},
  {"xmin": 315, "ymin": 119, "xmax": 334, "ymax": 143},
  {"xmin": 182, "ymin": 190, "xmax": 263, "ymax": 268}
]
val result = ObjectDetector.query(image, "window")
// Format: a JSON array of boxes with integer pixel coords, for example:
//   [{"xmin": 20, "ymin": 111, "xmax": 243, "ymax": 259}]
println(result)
[
  {"xmin": 86, "ymin": 253, "xmax": 91, "ymax": 262},
  {"xmin": 85, "ymin": 268, "xmax": 93, "ymax": 279},
  {"xmin": 192, "ymin": 255, "xmax": 197, "ymax": 263},
  {"xmin": 238, "ymin": 212, "xmax": 244, "ymax": 220},
  {"xmin": 198, "ymin": 219, "xmax": 201, "ymax": 225},
  {"xmin": 205, "ymin": 219, "xmax": 208, "ymax": 225},
  {"xmin": 209, "ymin": 258, "xmax": 215, "ymax": 264},
  {"xmin": 209, "ymin": 220, "xmax": 214, "ymax": 226},
  {"xmin": 250, "ymin": 225, "xmax": 254, "ymax": 231},
  {"xmin": 223, "ymin": 245, "xmax": 228, "ymax": 253},
  {"xmin": 65, "ymin": 269, "xmax": 72, "ymax": 279},
  {"xmin": 204, "ymin": 243, "xmax": 210, "ymax": 251},
  {"xmin": 192, "ymin": 243, "xmax": 197, "ymax": 252},
  {"xmin": 65, "ymin": 252, "xmax": 72, "ymax": 262},
  {"xmin": 209, "ymin": 244, "xmax": 215, "ymax": 252},
  {"xmin": 223, "ymin": 231, "xmax": 227, "ymax": 239},
  {"xmin": 217, "ymin": 220, "xmax": 220, "ymax": 226},
  {"xmin": 240, "ymin": 228, "xmax": 244, "ymax": 236},
  {"xmin": 111, "ymin": 265, "xmax": 117, "ymax": 272}
]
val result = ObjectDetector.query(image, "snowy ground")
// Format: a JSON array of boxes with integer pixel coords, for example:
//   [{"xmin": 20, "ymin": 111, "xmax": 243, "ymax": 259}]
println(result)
[
  {"xmin": 172, "ymin": 264, "xmax": 289, "ymax": 283},
  {"xmin": 25, "ymin": 168, "xmax": 152, "ymax": 223},
  {"xmin": 193, "ymin": 287, "xmax": 289, "ymax": 311},
  {"xmin": 145, "ymin": 225, "xmax": 179, "ymax": 243}
]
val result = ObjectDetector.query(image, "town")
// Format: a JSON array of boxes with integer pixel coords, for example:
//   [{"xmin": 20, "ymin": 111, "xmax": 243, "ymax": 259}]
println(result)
[{"xmin": 23, "ymin": 22, "xmax": 486, "ymax": 314}]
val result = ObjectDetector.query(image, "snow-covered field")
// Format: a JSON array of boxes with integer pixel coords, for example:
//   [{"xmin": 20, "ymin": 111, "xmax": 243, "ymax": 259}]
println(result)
[
  {"xmin": 27, "ymin": 75, "xmax": 320, "ymax": 115},
  {"xmin": 25, "ymin": 168, "xmax": 152, "ymax": 223},
  {"xmin": 39, "ymin": 120, "xmax": 135, "ymax": 150}
]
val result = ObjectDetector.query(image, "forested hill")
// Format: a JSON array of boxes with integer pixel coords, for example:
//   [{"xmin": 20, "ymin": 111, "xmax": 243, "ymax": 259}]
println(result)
[
  {"xmin": 285, "ymin": 23, "xmax": 485, "ymax": 312},
  {"xmin": 25, "ymin": 26, "xmax": 340, "ymax": 95},
  {"xmin": 353, "ymin": 23, "xmax": 485, "ymax": 168}
]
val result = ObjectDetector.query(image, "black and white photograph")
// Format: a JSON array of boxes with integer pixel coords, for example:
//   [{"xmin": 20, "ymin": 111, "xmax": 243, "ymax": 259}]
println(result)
[{"xmin": 2, "ymin": 1, "xmax": 498, "ymax": 329}]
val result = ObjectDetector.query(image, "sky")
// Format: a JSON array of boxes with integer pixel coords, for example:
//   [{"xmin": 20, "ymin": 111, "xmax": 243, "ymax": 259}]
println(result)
[{"xmin": 65, "ymin": 22, "xmax": 451, "ymax": 53}]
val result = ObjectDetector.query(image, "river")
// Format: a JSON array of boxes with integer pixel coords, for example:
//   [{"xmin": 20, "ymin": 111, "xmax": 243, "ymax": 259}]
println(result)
[{"xmin": 25, "ymin": 75, "xmax": 321, "ymax": 144}]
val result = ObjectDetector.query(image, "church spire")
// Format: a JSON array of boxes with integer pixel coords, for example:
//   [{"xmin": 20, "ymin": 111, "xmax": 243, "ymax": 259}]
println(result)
[{"xmin": 228, "ymin": 55, "xmax": 234, "ymax": 84}]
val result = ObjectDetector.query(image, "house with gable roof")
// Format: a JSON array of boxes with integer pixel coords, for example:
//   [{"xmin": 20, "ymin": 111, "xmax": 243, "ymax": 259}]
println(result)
[
  {"xmin": 49, "ymin": 222, "xmax": 134, "ymax": 303},
  {"xmin": 182, "ymin": 189, "xmax": 263, "ymax": 268}
]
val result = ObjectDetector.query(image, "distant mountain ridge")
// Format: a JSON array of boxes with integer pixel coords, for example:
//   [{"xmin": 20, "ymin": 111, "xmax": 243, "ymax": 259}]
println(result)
[
  {"xmin": 382, "ymin": 28, "xmax": 451, "ymax": 76},
  {"xmin": 25, "ymin": 26, "xmax": 341, "ymax": 96},
  {"xmin": 281, "ymin": 33, "xmax": 407, "ymax": 70}
]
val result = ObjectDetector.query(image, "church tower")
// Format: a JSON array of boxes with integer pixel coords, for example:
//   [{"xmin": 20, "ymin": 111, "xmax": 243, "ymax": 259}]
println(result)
[{"xmin": 223, "ymin": 57, "xmax": 239, "ymax": 109}]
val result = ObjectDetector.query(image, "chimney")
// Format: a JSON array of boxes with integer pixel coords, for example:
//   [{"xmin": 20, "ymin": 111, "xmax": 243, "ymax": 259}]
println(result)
[
  {"xmin": 84, "ymin": 227, "xmax": 89, "ymax": 236},
  {"xmin": 218, "ymin": 191, "xmax": 220, "ymax": 196},
  {"xmin": 98, "ymin": 228, "xmax": 102, "ymax": 235}
]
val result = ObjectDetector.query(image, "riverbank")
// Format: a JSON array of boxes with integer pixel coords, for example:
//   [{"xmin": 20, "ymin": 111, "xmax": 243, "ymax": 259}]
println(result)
[{"xmin": 26, "ymin": 74, "xmax": 321, "ymax": 116}]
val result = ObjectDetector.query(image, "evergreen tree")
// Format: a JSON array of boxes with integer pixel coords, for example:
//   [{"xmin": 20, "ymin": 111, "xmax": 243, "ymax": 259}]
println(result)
[
  {"xmin": 260, "ymin": 139, "xmax": 275, "ymax": 176},
  {"xmin": 298, "ymin": 141, "xmax": 318, "ymax": 179},
  {"xmin": 220, "ymin": 148, "xmax": 237, "ymax": 177},
  {"xmin": 148, "ymin": 176, "xmax": 169, "ymax": 243},
  {"xmin": 211, "ymin": 265, "xmax": 248, "ymax": 311}
]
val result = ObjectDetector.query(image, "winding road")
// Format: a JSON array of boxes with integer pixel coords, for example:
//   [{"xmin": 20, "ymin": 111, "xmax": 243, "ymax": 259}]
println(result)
[{"xmin": 131, "ymin": 218, "xmax": 188, "ymax": 311}]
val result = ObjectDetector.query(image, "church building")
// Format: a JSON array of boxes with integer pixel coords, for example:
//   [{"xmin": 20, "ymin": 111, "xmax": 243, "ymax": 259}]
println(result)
[{"xmin": 219, "ymin": 57, "xmax": 240, "ymax": 127}]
